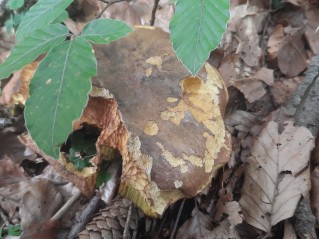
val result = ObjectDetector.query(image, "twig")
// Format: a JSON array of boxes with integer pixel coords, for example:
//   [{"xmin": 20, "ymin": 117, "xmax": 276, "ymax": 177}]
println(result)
[
  {"xmin": 51, "ymin": 189, "xmax": 82, "ymax": 221},
  {"xmin": 170, "ymin": 199, "xmax": 185, "ymax": 239},
  {"xmin": 122, "ymin": 202, "xmax": 133, "ymax": 239},
  {"xmin": 67, "ymin": 193, "xmax": 101, "ymax": 239},
  {"xmin": 96, "ymin": 0, "xmax": 125, "ymax": 19},
  {"xmin": 150, "ymin": 0, "xmax": 160, "ymax": 26}
]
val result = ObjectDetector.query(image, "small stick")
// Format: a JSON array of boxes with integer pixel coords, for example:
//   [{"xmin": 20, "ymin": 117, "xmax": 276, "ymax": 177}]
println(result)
[
  {"xmin": 67, "ymin": 193, "xmax": 101, "ymax": 239},
  {"xmin": 51, "ymin": 189, "xmax": 82, "ymax": 221},
  {"xmin": 170, "ymin": 199, "xmax": 185, "ymax": 239},
  {"xmin": 150, "ymin": 0, "xmax": 160, "ymax": 26},
  {"xmin": 96, "ymin": 0, "xmax": 125, "ymax": 19}
]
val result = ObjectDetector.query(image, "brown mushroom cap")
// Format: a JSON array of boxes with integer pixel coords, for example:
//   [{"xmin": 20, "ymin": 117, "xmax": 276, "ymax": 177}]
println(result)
[{"xmin": 83, "ymin": 26, "xmax": 231, "ymax": 217}]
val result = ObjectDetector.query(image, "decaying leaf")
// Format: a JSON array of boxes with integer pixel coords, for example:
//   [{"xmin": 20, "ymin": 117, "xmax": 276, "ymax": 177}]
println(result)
[
  {"xmin": 271, "ymin": 77, "xmax": 304, "ymax": 105},
  {"xmin": 267, "ymin": 24, "xmax": 285, "ymax": 61},
  {"xmin": 311, "ymin": 166, "xmax": 319, "ymax": 223},
  {"xmin": 240, "ymin": 121, "xmax": 314, "ymax": 233},
  {"xmin": 74, "ymin": 27, "xmax": 231, "ymax": 217},
  {"xmin": 277, "ymin": 28, "xmax": 308, "ymax": 77},
  {"xmin": 176, "ymin": 208, "xmax": 212, "ymax": 239},
  {"xmin": 204, "ymin": 219, "xmax": 241, "ymax": 239}
]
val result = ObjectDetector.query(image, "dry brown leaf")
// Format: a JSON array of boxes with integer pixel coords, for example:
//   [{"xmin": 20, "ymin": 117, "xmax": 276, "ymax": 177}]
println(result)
[
  {"xmin": 204, "ymin": 219, "xmax": 241, "ymax": 239},
  {"xmin": 21, "ymin": 220, "xmax": 59, "ymax": 239},
  {"xmin": 231, "ymin": 79, "xmax": 266, "ymax": 103},
  {"xmin": 240, "ymin": 121, "xmax": 314, "ymax": 233},
  {"xmin": 0, "ymin": 157, "xmax": 27, "ymax": 186},
  {"xmin": 271, "ymin": 77, "xmax": 304, "ymax": 105},
  {"xmin": 19, "ymin": 179, "xmax": 62, "ymax": 231},
  {"xmin": 226, "ymin": 110, "xmax": 260, "ymax": 135},
  {"xmin": 283, "ymin": 221, "xmax": 297, "ymax": 239},
  {"xmin": 224, "ymin": 201, "xmax": 244, "ymax": 228},
  {"xmin": 278, "ymin": 28, "xmax": 308, "ymax": 77},
  {"xmin": 222, "ymin": 4, "xmax": 268, "ymax": 68},
  {"xmin": 100, "ymin": 0, "xmax": 173, "ymax": 32},
  {"xmin": 267, "ymin": 24, "xmax": 285, "ymax": 61},
  {"xmin": 0, "ymin": 61, "xmax": 39, "ymax": 106},
  {"xmin": 254, "ymin": 67, "xmax": 274, "ymax": 86},
  {"xmin": 176, "ymin": 208, "xmax": 212, "ymax": 239}
]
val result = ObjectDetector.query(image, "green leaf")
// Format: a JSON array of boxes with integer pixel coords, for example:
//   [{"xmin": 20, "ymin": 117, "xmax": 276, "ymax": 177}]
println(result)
[
  {"xmin": 69, "ymin": 130, "xmax": 96, "ymax": 157},
  {"xmin": 6, "ymin": 0, "xmax": 24, "ymax": 10},
  {"xmin": 52, "ymin": 10, "xmax": 69, "ymax": 24},
  {"xmin": 0, "ymin": 24, "xmax": 68, "ymax": 81},
  {"xmin": 169, "ymin": 0, "xmax": 229, "ymax": 75},
  {"xmin": 7, "ymin": 224, "xmax": 22, "ymax": 236},
  {"xmin": 79, "ymin": 19, "xmax": 133, "ymax": 44},
  {"xmin": 16, "ymin": 0, "xmax": 73, "ymax": 40},
  {"xmin": 25, "ymin": 38, "xmax": 97, "ymax": 159},
  {"xmin": 69, "ymin": 148, "xmax": 93, "ymax": 170},
  {"xmin": 96, "ymin": 169, "xmax": 111, "ymax": 187}
]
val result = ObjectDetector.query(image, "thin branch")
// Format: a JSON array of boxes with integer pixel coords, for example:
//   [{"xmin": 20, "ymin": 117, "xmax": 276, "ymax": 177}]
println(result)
[
  {"xmin": 150, "ymin": 0, "xmax": 160, "ymax": 26},
  {"xmin": 170, "ymin": 199, "xmax": 185, "ymax": 239},
  {"xmin": 96, "ymin": 0, "xmax": 125, "ymax": 19},
  {"xmin": 67, "ymin": 194, "xmax": 101, "ymax": 239},
  {"xmin": 51, "ymin": 189, "xmax": 82, "ymax": 221}
]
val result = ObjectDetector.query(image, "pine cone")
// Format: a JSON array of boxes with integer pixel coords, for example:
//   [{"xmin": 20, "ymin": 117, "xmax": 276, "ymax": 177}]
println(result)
[{"xmin": 78, "ymin": 197, "xmax": 141, "ymax": 239}]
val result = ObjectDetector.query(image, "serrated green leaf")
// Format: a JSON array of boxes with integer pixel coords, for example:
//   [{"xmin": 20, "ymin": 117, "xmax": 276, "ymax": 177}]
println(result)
[
  {"xmin": 6, "ymin": 0, "xmax": 24, "ymax": 10},
  {"xmin": 16, "ymin": 0, "xmax": 73, "ymax": 40},
  {"xmin": 0, "ymin": 24, "xmax": 68, "ymax": 81},
  {"xmin": 169, "ymin": 0, "xmax": 229, "ymax": 75},
  {"xmin": 78, "ymin": 19, "xmax": 133, "ymax": 44},
  {"xmin": 25, "ymin": 38, "xmax": 97, "ymax": 159}
]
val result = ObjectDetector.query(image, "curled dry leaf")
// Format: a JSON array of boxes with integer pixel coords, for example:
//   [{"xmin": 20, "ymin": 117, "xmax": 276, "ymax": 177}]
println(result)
[
  {"xmin": 75, "ymin": 27, "xmax": 232, "ymax": 217},
  {"xmin": 0, "ymin": 60, "xmax": 39, "ymax": 106},
  {"xmin": 240, "ymin": 121, "xmax": 314, "ymax": 233}
]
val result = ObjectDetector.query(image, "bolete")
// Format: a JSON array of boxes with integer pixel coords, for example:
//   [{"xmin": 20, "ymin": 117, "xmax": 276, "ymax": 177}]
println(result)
[{"xmin": 76, "ymin": 26, "xmax": 231, "ymax": 217}]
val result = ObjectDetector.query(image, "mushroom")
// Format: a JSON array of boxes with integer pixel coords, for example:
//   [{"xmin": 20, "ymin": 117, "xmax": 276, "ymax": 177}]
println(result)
[{"xmin": 74, "ymin": 26, "xmax": 232, "ymax": 217}]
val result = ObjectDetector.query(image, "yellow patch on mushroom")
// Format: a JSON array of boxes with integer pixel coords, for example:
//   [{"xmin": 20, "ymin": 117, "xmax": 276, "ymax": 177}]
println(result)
[
  {"xmin": 146, "ymin": 56, "xmax": 162, "ymax": 71},
  {"xmin": 156, "ymin": 142, "xmax": 188, "ymax": 173},
  {"xmin": 145, "ymin": 67, "xmax": 152, "ymax": 77},
  {"xmin": 159, "ymin": 68, "xmax": 227, "ymax": 174},
  {"xmin": 167, "ymin": 97, "xmax": 178, "ymax": 103},
  {"xmin": 144, "ymin": 121, "xmax": 159, "ymax": 136}
]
